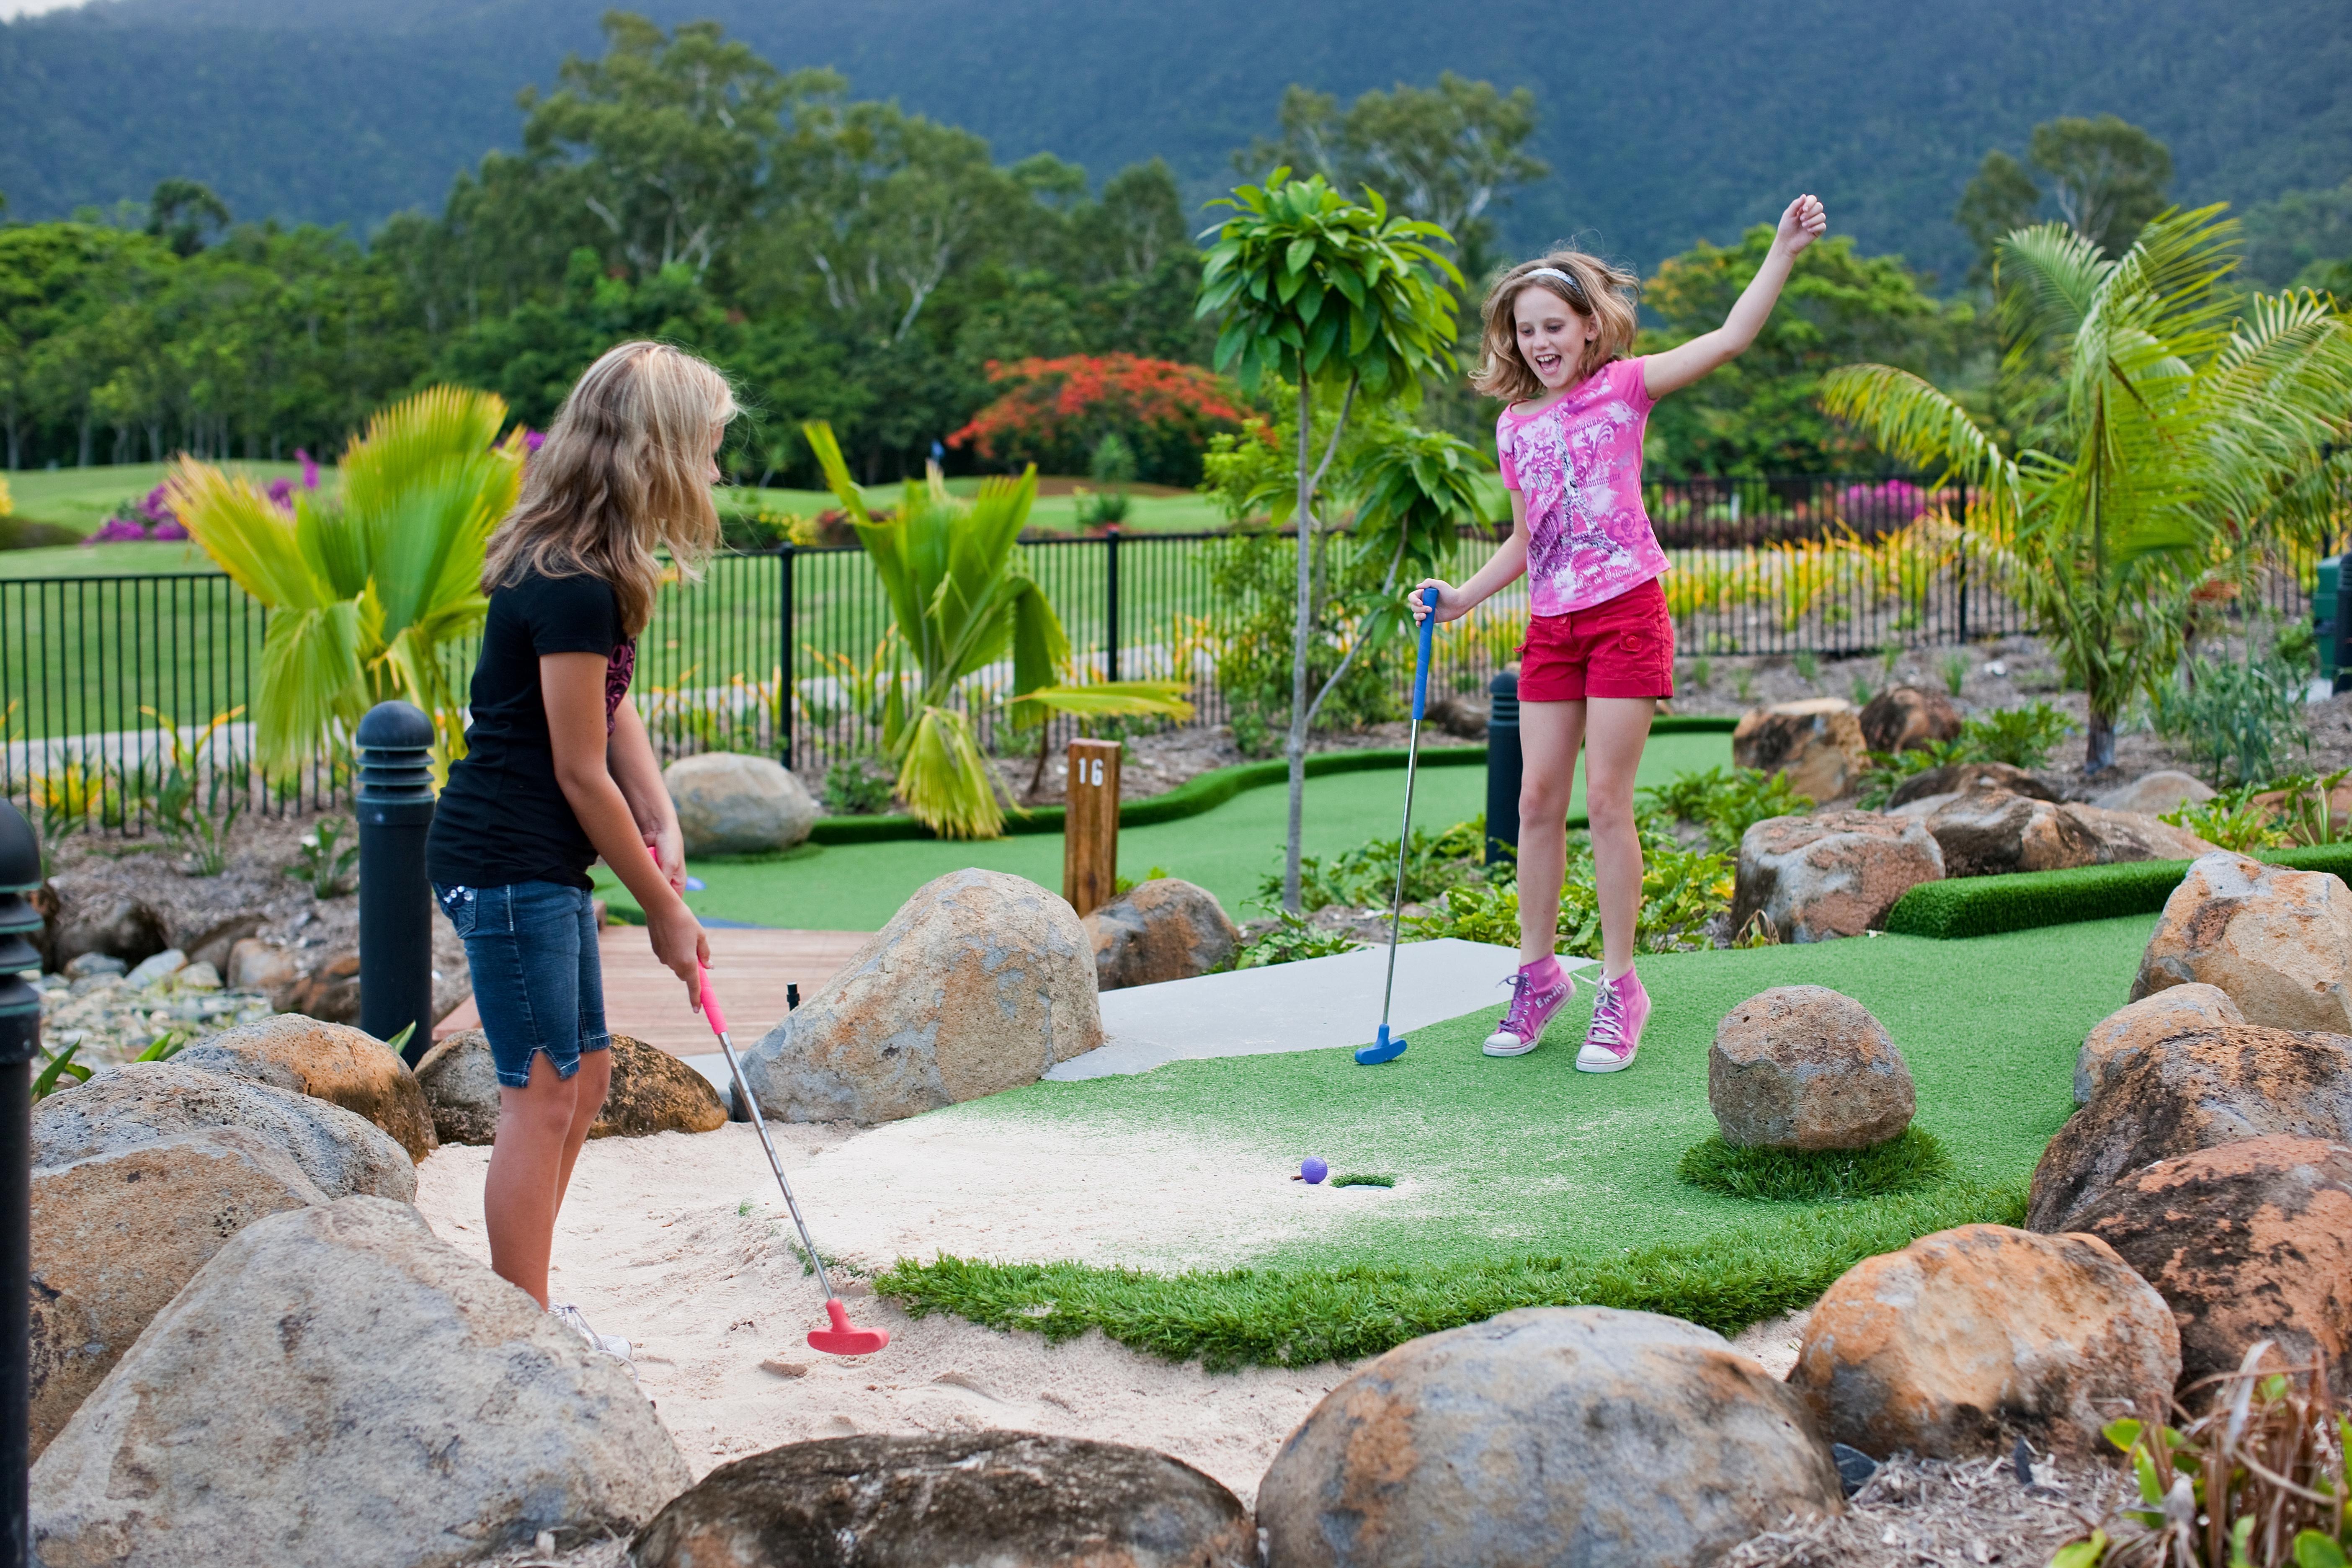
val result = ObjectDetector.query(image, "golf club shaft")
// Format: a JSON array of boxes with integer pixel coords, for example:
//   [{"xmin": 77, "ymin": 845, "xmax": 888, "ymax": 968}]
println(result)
[
  {"xmin": 713, "ymin": 1028, "xmax": 840, "ymax": 1302},
  {"xmin": 1377, "ymin": 712, "xmax": 1422, "ymax": 1032}
]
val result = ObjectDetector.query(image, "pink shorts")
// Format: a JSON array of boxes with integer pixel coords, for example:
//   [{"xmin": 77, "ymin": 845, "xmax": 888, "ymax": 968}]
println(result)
[{"xmin": 1517, "ymin": 577, "xmax": 1676, "ymax": 702}]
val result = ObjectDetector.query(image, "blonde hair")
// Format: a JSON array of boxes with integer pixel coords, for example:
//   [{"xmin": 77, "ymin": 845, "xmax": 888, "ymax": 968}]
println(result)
[
  {"xmin": 1471, "ymin": 251, "xmax": 1642, "ymax": 405},
  {"xmin": 482, "ymin": 342, "xmax": 738, "ymax": 637}
]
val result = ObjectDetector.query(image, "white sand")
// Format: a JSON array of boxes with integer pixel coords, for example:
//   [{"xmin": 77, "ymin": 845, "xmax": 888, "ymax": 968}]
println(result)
[{"xmin": 413, "ymin": 1124, "xmax": 1354, "ymax": 1505}]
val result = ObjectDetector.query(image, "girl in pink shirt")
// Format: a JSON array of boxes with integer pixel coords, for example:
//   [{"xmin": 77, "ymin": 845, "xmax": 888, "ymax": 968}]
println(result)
[{"xmin": 1413, "ymin": 193, "xmax": 1828, "ymax": 1071}]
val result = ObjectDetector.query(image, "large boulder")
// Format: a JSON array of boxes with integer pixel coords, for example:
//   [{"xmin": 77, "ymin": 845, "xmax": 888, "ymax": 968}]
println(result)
[
  {"xmin": 665, "ymin": 752, "xmax": 819, "ymax": 856},
  {"xmin": 32, "ymin": 1061, "xmax": 416, "ymax": 1203},
  {"xmin": 1083, "ymin": 878, "xmax": 1240, "ymax": 991},
  {"xmin": 175, "ymin": 1014, "xmax": 437, "ymax": 1160},
  {"xmin": 739, "ymin": 869, "xmax": 1101, "ymax": 1124},
  {"xmin": 1709, "ymin": 985, "xmax": 1915, "ymax": 1150},
  {"xmin": 31, "ymin": 1197, "xmax": 689, "ymax": 1568},
  {"xmin": 1729, "ymin": 812, "xmax": 1943, "ymax": 943},
  {"xmin": 2068, "ymin": 804, "xmax": 2219, "ymax": 865},
  {"xmin": 2025, "ymin": 1025, "xmax": 2352, "ymax": 1233},
  {"xmin": 1733, "ymin": 698, "xmax": 1870, "ymax": 804},
  {"xmin": 1922, "ymin": 786, "xmax": 2102, "ymax": 879},
  {"xmin": 29, "ymin": 1130, "xmax": 329, "ymax": 1460},
  {"xmin": 2132, "ymin": 852, "xmax": 2352, "ymax": 1032},
  {"xmin": 1858, "ymin": 685, "xmax": 1963, "ymax": 755},
  {"xmin": 2071, "ymin": 1136, "xmax": 2352, "ymax": 1402},
  {"xmin": 1256, "ymin": 1306, "xmax": 1841, "ymax": 1568},
  {"xmin": 1887, "ymin": 761, "xmax": 2059, "ymax": 810},
  {"xmin": 2095, "ymin": 770, "xmax": 2214, "ymax": 817},
  {"xmin": 2076, "ymin": 984, "xmax": 2245, "ymax": 1105},
  {"xmin": 414, "ymin": 1032, "xmax": 726, "ymax": 1145},
  {"xmin": 629, "ymin": 1432, "xmax": 1252, "ymax": 1568},
  {"xmin": 1789, "ymin": 1225, "xmax": 2181, "ymax": 1461}
]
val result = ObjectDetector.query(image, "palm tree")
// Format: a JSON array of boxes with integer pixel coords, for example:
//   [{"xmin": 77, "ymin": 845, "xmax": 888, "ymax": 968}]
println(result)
[
  {"xmin": 802, "ymin": 422, "xmax": 1190, "ymax": 838},
  {"xmin": 171, "ymin": 386, "xmax": 526, "ymax": 774},
  {"xmin": 1823, "ymin": 207, "xmax": 2352, "ymax": 774}
]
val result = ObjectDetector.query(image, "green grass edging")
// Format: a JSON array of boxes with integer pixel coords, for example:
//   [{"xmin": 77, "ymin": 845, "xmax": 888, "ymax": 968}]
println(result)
[
  {"xmin": 874, "ymin": 1179, "xmax": 2023, "ymax": 1369},
  {"xmin": 808, "ymin": 715, "xmax": 1734, "ymax": 845},
  {"xmin": 1884, "ymin": 842, "xmax": 2352, "ymax": 940}
]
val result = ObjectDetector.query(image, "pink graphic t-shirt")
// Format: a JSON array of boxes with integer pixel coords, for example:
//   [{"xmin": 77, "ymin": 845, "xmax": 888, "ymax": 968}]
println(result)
[{"xmin": 1496, "ymin": 356, "xmax": 1669, "ymax": 616}]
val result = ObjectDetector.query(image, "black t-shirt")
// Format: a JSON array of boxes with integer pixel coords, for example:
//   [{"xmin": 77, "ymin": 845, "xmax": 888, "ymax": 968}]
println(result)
[{"xmin": 425, "ymin": 570, "xmax": 636, "ymax": 890}]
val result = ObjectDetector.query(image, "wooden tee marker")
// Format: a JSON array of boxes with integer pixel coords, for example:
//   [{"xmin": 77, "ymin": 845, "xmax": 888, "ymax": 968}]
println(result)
[{"xmin": 1063, "ymin": 737, "xmax": 1122, "ymax": 917}]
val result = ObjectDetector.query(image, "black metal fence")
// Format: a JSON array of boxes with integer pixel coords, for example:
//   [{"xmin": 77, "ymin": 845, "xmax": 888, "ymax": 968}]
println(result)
[{"xmin": 2, "ymin": 475, "xmax": 2321, "ymax": 832}]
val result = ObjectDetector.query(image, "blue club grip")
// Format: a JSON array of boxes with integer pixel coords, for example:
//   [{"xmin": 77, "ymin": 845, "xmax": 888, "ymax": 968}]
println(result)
[{"xmin": 1411, "ymin": 586, "xmax": 1439, "ymax": 722}]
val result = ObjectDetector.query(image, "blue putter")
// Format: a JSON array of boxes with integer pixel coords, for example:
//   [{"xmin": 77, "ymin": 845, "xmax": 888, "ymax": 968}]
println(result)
[{"xmin": 1357, "ymin": 586, "xmax": 1442, "ymax": 1066}]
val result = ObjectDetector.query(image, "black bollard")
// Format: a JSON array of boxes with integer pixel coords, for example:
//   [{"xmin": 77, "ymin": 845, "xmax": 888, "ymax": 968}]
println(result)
[
  {"xmin": 0, "ymin": 801, "xmax": 44, "ymax": 1568},
  {"xmin": 2337, "ymin": 562, "xmax": 2352, "ymax": 696},
  {"xmin": 1484, "ymin": 668, "xmax": 1521, "ymax": 868},
  {"xmin": 356, "ymin": 702, "xmax": 438, "ymax": 1065}
]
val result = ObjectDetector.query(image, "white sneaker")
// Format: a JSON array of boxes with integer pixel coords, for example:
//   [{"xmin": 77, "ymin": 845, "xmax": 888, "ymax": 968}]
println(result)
[{"xmin": 550, "ymin": 1302, "xmax": 636, "ymax": 1369}]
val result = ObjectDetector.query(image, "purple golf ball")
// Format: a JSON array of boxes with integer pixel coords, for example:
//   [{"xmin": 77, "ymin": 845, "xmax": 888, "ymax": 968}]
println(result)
[{"xmin": 1300, "ymin": 1157, "xmax": 1328, "ymax": 1185}]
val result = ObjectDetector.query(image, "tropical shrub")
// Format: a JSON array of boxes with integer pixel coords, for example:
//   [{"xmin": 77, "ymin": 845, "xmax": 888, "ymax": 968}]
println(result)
[
  {"xmin": 1639, "ymin": 766, "xmax": 1814, "ymax": 853},
  {"xmin": 946, "ymin": 355, "xmax": 1247, "ymax": 486},
  {"xmin": 1406, "ymin": 820, "xmax": 1734, "ymax": 957},
  {"xmin": 2150, "ymin": 650, "xmax": 2311, "ymax": 785},
  {"xmin": 171, "ymin": 386, "xmax": 527, "ymax": 772}
]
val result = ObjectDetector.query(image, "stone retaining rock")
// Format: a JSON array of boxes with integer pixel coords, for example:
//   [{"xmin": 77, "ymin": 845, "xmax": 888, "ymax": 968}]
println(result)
[
  {"xmin": 1256, "ymin": 1306, "xmax": 1841, "ymax": 1568},
  {"xmin": 1709, "ymin": 986, "xmax": 1915, "ymax": 1149},
  {"xmin": 1887, "ymin": 762, "xmax": 2058, "ymax": 810},
  {"xmin": 32, "ymin": 1060, "xmax": 416, "ymax": 1203},
  {"xmin": 740, "ymin": 869, "xmax": 1101, "ymax": 1124},
  {"xmin": 1083, "ymin": 878, "xmax": 1240, "ymax": 990},
  {"xmin": 630, "ymin": 1432, "xmax": 1252, "ymax": 1568},
  {"xmin": 1730, "ymin": 812, "xmax": 1943, "ymax": 943},
  {"xmin": 31, "ymin": 1196, "xmax": 688, "ymax": 1568},
  {"xmin": 1858, "ymin": 686, "xmax": 1963, "ymax": 755},
  {"xmin": 176, "ymin": 1014, "xmax": 436, "ymax": 1159},
  {"xmin": 2068, "ymin": 804, "xmax": 2219, "ymax": 864},
  {"xmin": 2076, "ymin": 985, "xmax": 2245, "ymax": 1105},
  {"xmin": 414, "ymin": 1031, "xmax": 726, "ymax": 1145},
  {"xmin": 2095, "ymin": 770, "xmax": 2214, "ymax": 816},
  {"xmin": 29, "ymin": 1130, "xmax": 329, "ymax": 1460},
  {"xmin": 1790, "ymin": 1225, "xmax": 2180, "ymax": 1461},
  {"xmin": 1923, "ymin": 787, "xmax": 2103, "ymax": 879},
  {"xmin": 2133, "ymin": 852, "xmax": 2352, "ymax": 1032},
  {"xmin": 2072, "ymin": 1136, "xmax": 2352, "ymax": 1402},
  {"xmin": 1733, "ymin": 698, "xmax": 1870, "ymax": 804},
  {"xmin": 666, "ymin": 752, "xmax": 819, "ymax": 856},
  {"xmin": 2026, "ymin": 1025, "xmax": 2352, "ymax": 1233}
]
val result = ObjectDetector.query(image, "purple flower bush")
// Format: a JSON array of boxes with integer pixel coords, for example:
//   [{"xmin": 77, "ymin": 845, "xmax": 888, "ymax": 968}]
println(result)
[{"xmin": 1839, "ymin": 480, "xmax": 1929, "ymax": 522}]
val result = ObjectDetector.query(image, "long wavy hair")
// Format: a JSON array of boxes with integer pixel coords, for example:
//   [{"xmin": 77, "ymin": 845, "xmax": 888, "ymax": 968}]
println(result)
[
  {"xmin": 481, "ymin": 342, "xmax": 738, "ymax": 636},
  {"xmin": 1470, "ymin": 250, "xmax": 1642, "ymax": 405}
]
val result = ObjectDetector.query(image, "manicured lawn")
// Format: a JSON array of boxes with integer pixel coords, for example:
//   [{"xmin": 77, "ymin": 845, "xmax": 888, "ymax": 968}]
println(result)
[
  {"xmin": 2, "ymin": 461, "xmax": 312, "ymax": 549},
  {"xmin": 601, "ymin": 729, "xmax": 1736, "ymax": 931},
  {"xmin": 877, "ymin": 913, "xmax": 2149, "ymax": 1366}
]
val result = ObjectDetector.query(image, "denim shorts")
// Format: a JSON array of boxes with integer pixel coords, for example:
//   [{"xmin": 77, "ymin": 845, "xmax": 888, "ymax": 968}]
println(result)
[{"xmin": 433, "ymin": 881, "xmax": 609, "ymax": 1089}]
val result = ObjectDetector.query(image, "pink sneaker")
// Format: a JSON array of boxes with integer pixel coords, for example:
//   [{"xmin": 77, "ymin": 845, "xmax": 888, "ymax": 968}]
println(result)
[
  {"xmin": 1576, "ymin": 969, "xmax": 1650, "ymax": 1073},
  {"xmin": 1483, "ymin": 960, "xmax": 1574, "ymax": 1057}
]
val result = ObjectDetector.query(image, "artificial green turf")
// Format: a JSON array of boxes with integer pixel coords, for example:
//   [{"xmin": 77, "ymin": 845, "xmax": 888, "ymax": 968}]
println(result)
[
  {"xmin": 611, "ymin": 729, "xmax": 1734, "ymax": 930},
  {"xmin": 874, "ymin": 914, "xmax": 2153, "ymax": 1365},
  {"xmin": 1885, "ymin": 841, "xmax": 2352, "ymax": 939},
  {"xmin": 1676, "ymin": 1127, "xmax": 1955, "ymax": 1203}
]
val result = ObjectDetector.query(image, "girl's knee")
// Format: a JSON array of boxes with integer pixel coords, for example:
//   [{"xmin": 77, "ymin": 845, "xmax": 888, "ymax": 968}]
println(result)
[{"xmin": 1520, "ymin": 781, "xmax": 1575, "ymax": 823}]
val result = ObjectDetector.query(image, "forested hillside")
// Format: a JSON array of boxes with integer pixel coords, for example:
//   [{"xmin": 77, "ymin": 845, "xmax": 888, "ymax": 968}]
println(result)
[{"xmin": 4, "ymin": 0, "xmax": 2347, "ymax": 280}]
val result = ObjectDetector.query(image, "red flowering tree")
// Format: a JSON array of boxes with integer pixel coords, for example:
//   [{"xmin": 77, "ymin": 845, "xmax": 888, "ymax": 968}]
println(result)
[{"xmin": 947, "ymin": 355, "xmax": 1246, "ymax": 485}]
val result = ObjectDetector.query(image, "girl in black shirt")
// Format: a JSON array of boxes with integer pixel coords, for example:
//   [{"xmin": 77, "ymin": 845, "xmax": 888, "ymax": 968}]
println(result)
[{"xmin": 426, "ymin": 341, "xmax": 725, "ymax": 1358}]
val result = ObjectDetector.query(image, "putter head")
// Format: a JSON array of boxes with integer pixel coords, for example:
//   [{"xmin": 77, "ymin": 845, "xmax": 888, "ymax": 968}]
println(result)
[
  {"xmin": 1355, "ymin": 1024, "xmax": 1408, "ymax": 1065},
  {"xmin": 807, "ymin": 1297, "xmax": 890, "ymax": 1357}
]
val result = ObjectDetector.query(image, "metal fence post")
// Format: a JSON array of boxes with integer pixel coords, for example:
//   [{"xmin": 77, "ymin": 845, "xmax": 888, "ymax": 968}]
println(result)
[
  {"xmin": 356, "ymin": 702, "xmax": 437, "ymax": 1064},
  {"xmin": 778, "ymin": 545, "xmax": 795, "ymax": 770},
  {"xmin": 1103, "ymin": 526, "xmax": 1121, "ymax": 681},
  {"xmin": 0, "ymin": 801, "xmax": 44, "ymax": 1568},
  {"xmin": 1955, "ymin": 482, "xmax": 1970, "ymax": 643}
]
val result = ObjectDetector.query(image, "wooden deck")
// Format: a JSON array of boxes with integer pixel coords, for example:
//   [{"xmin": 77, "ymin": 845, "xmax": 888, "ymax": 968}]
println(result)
[{"xmin": 433, "ymin": 926, "xmax": 872, "ymax": 1057}]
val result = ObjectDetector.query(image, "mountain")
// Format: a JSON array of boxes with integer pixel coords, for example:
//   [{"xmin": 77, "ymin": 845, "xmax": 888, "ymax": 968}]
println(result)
[{"xmin": 4, "ymin": 0, "xmax": 2348, "ymax": 281}]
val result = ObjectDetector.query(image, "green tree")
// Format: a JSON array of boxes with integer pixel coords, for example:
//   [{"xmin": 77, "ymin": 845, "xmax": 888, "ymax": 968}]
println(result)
[
  {"xmin": 2239, "ymin": 178, "xmax": 2352, "ymax": 290},
  {"xmin": 1955, "ymin": 114, "xmax": 2174, "ymax": 277},
  {"xmin": 144, "ymin": 179, "xmax": 232, "ymax": 259},
  {"xmin": 1954, "ymin": 152, "xmax": 2043, "ymax": 284},
  {"xmin": 1824, "ymin": 209, "xmax": 2352, "ymax": 775},
  {"xmin": 1639, "ymin": 229, "xmax": 1966, "ymax": 476},
  {"xmin": 1238, "ymin": 75, "xmax": 1545, "ymax": 278},
  {"xmin": 1197, "ymin": 170, "xmax": 1460, "ymax": 910}
]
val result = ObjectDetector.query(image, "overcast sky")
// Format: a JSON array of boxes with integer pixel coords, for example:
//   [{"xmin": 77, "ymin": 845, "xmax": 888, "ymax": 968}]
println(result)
[{"xmin": 0, "ymin": 0, "xmax": 87, "ymax": 15}]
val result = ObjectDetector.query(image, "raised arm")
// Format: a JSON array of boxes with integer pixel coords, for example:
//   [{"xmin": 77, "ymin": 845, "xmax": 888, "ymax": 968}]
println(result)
[{"xmin": 1642, "ymin": 195, "xmax": 1827, "ymax": 401}]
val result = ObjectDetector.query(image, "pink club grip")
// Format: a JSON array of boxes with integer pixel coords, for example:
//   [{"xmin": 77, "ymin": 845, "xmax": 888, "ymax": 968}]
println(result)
[{"xmin": 698, "ymin": 965, "xmax": 729, "ymax": 1036}]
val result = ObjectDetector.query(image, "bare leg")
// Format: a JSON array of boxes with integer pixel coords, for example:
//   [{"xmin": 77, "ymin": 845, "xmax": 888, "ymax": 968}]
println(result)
[
  {"xmin": 1515, "ymin": 700, "xmax": 1588, "ymax": 965},
  {"xmin": 1582, "ymin": 697, "xmax": 1658, "ymax": 979},
  {"xmin": 483, "ymin": 1052, "xmax": 584, "ymax": 1309},
  {"xmin": 552, "ymin": 1048, "xmax": 611, "ymax": 1214}
]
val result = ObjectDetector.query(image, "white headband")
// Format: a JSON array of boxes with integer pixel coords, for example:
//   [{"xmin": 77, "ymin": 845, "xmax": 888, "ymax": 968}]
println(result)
[{"xmin": 1523, "ymin": 266, "xmax": 1587, "ymax": 300}]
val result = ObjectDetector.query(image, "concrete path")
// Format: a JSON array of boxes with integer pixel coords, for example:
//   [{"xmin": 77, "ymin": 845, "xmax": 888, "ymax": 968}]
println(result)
[{"xmin": 1048, "ymin": 939, "xmax": 1594, "ymax": 1080}]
